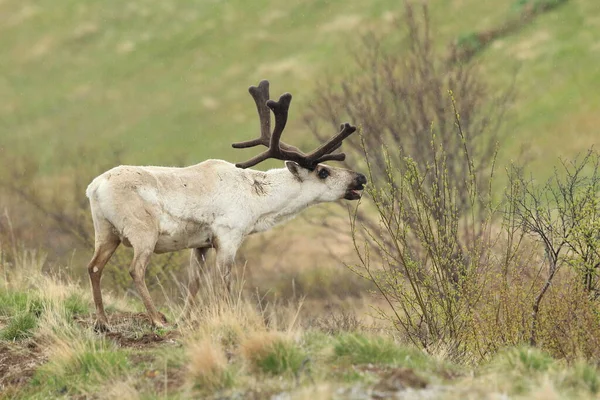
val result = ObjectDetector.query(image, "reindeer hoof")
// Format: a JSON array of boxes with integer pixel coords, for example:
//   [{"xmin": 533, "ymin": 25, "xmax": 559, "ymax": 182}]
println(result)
[
  {"xmin": 151, "ymin": 312, "xmax": 169, "ymax": 328},
  {"xmin": 93, "ymin": 319, "xmax": 111, "ymax": 333},
  {"xmin": 159, "ymin": 312, "xmax": 169, "ymax": 324}
]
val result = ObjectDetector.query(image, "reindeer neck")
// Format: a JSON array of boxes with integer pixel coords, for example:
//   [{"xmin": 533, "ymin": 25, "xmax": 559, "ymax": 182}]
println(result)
[{"xmin": 248, "ymin": 168, "xmax": 317, "ymax": 231}]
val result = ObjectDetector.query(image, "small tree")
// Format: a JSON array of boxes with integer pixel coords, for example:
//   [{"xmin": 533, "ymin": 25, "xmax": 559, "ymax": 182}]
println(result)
[{"xmin": 304, "ymin": 2, "xmax": 512, "ymax": 357}]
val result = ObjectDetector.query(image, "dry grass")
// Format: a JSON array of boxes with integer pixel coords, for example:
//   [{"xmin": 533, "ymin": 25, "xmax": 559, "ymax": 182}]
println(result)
[
  {"xmin": 186, "ymin": 338, "xmax": 231, "ymax": 391},
  {"xmin": 241, "ymin": 331, "xmax": 306, "ymax": 378},
  {"xmin": 241, "ymin": 332, "xmax": 285, "ymax": 366},
  {"xmin": 2, "ymin": 244, "xmax": 600, "ymax": 399},
  {"xmin": 98, "ymin": 379, "xmax": 141, "ymax": 400}
]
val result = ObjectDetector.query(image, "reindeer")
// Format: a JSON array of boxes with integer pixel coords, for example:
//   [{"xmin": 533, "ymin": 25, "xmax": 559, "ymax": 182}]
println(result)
[{"xmin": 85, "ymin": 80, "xmax": 366, "ymax": 331}]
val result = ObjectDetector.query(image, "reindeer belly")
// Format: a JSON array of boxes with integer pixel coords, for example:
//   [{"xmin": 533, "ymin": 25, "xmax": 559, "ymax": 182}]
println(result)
[{"xmin": 154, "ymin": 219, "xmax": 213, "ymax": 253}]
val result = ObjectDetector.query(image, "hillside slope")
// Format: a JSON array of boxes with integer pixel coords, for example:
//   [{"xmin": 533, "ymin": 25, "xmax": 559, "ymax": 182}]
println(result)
[{"xmin": 1, "ymin": 0, "xmax": 597, "ymax": 174}]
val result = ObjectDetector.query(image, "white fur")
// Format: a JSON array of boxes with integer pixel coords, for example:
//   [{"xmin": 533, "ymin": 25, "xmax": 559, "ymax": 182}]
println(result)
[
  {"xmin": 87, "ymin": 159, "xmax": 357, "ymax": 250},
  {"xmin": 85, "ymin": 158, "xmax": 363, "ymax": 327}
]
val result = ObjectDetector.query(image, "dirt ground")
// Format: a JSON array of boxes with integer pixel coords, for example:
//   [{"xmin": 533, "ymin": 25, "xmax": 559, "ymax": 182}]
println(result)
[
  {"xmin": 75, "ymin": 312, "xmax": 181, "ymax": 349},
  {"xmin": 0, "ymin": 312, "xmax": 181, "ymax": 395},
  {"xmin": 0, "ymin": 311, "xmax": 439, "ymax": 398},
  {"xmin": 0, "ymin": 340, "xmax": 46, "ymax": 392}
]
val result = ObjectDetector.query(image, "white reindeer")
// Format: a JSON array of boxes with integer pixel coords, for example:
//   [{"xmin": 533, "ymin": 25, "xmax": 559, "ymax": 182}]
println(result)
[{"xmin": 85, "ymin": 80, "xmax": 366, "ymax": 330}]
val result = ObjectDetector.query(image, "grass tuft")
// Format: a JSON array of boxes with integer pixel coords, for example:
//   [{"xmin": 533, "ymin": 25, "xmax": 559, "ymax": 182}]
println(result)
[
  {"xmin": 564, "ymin": 361, "xmax": 600, "ymax": 395},
  {"xmin": 0, "ymin": 291, "xmax": 45, "ymax": 341},
  {"xmin": 490, "ymin": 346, "xmax": 555, "ymax": 374},
  {"xmin": 241, "ymin": 332, "xmax": 306, "ymax": 376},
  {"xmin": 333, "ymin": 333, "xmax": 430, "ymax": 369},
  {"xmin": 0, "ymin": 291, "xmax": 44, "ymax": 317},
  {"xmin": 31, "ymin": 337, "xmax": 129, "ymax": 396},
  {"xmin": 63, "ymin": 293, "xmax": 90, "ymax": 319},
  {"xmin": 0, "ymin": 312, "xmax": 38, "ymax": 341},
  {"xmin": 187, "ymin": 338, "xmax": 234, "ymax": 391}
]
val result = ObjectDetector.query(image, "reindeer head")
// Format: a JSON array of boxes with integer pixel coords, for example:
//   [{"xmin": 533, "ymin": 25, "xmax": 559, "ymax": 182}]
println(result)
[
  {"xmin": 283, "ymin": 161, "xmax": 366, "ymax": 202},
  {"xmin": 233, "ymin": 80, "xmax": 366, "ymax": 201}
]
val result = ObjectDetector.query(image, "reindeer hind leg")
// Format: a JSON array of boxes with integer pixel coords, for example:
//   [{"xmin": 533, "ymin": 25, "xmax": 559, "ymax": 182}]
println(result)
[
  {"xmin": 126, "ymin": 229, "xmax": 167, "ymax": 328},
  {"xmin": 88, "ymin": 215, "xmax": 120, "ymax": 332}
]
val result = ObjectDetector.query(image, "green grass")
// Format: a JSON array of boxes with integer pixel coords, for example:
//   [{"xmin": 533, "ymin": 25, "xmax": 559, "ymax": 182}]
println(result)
[
  {"xmin": 0, "ymin": 292, "xmax": 44, "ymax": 341},
  {"xmin": 565, "ymin": 362, "xmax": 600, "ymax": 395},
  {"xmin": 0, "ymin": 290, "xmax": 90, "ymax": 341},
  {"xmin": 0, "ymin": 291, "xmax": 43, "ymax": 317},
  {"xmin": 333, "ymin": 333, "xmax": 430, "ymax": 368},
  {"xmin": 1, "ymin": 0, "xmax": 597, "ymax": 179},
  {"xmin": 29, "ymin": 339, "xmax": 130, "ymax": 398},
  {"xmin": 253, "ymin": 339, "xmax": 306, "ymax": 375},
  {"xmin": 0, "ymin": 0, "xmax": 411, "ymax": 171},
  {"xmin": 489, "ymin": 346, "xmax": 555, "ymax": 374},
  {"xmin": 470, "ymin": 347, "xmax": 600, "ymax": 398},
  {"xmin": 477, "ymin": 0, "xmax": 600, "ymax": 179},
  {"xmin": 242, "ymin": 335, "xmax": 307, "ymax": 376},
  {"xmin": 1, "ymin": 285, "xmax": 597, "ymax": 399},
  {"xmin": 62, "ymin": 293, "xmax": 90, "ymax": 319},
  {"xmin": 0, "ymin": 312, "xmax": 38, "ymax": 340}
]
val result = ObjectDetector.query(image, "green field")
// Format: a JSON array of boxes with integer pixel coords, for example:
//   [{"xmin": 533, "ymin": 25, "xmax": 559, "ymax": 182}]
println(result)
[{"xmin": 1, "ymin": 0, "xmax": 598, "ymax": 174}]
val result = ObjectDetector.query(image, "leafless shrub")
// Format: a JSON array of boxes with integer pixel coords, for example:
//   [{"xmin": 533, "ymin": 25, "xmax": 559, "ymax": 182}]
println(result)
[{"xmin": 507, "ymin": 149, "xmax": 600, "ymax": 346}]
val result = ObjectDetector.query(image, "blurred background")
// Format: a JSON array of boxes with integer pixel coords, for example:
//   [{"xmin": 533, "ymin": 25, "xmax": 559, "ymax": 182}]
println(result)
[{"xmin": 0, "ymin": 0, "xmax": 598, "ymax": 318}]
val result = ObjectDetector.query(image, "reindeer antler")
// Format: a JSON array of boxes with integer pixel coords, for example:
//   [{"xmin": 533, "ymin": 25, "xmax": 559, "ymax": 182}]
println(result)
[{"xmin": 232, "ymin": 80, "xmax": 356, "ymax": 170}]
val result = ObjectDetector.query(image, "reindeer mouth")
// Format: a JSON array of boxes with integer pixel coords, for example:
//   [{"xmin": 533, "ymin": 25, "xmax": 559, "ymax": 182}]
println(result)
[
  {"xmin": 344, "ymin": 174, "xmax": 367, "ymax": 200},
  {"xmin": 344, "ymin": 184, "xmax": 364, "ymax": 200}
]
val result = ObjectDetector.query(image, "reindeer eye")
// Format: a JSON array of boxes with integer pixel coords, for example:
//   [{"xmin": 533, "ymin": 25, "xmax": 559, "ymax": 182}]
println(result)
[{"xmin": 318, "ymin": 168, "xmax": 330, "ymax": 179}]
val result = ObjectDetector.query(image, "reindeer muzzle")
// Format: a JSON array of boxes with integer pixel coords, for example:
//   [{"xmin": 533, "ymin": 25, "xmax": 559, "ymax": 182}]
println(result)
[{"xmin": 344, "ymin": 173, "xmax": 366, "ymax": 200}]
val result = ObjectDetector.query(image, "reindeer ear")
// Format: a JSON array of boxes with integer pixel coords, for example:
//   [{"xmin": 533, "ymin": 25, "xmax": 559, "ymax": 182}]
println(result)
[{"xmin": 285, "ymin": 161, "xmax": 303, "ymax": 181}]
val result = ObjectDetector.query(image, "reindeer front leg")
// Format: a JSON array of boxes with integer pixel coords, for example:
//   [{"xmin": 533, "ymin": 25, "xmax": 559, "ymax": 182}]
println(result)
[
  {"xmin": 180, "ymin": 247, "xmax": 210, "ymax": 320},
  {"xmin": 214, "ymin": 233, "xmax": 244, "ymax": 295},
  {"xmin": 128, "ymin": 232, "xmax": 168, "ymax": 328}
]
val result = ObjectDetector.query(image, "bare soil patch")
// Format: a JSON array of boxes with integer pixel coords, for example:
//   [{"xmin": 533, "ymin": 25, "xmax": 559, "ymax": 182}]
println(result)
[
  {"xmin": 0, "ymin": 312, "xmax": 183, "ymax": 395},
  {"xmin": 373, "ymin": 367, "xmax": 428, "ymax": 392},
  {"xmin": 150, "ymin": 363, "xmax": 187, "ymax": 395},
  {"xmin": 76, "ymin": 312, "xmax": 181, "ymax": 349},
  {"xmin": 107, "ymin": 330, "xmax": 179, "ymax": 349},
  {"xmin": 0, "ymin": 340, "xmax": 46, "ymax": 393}
]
